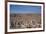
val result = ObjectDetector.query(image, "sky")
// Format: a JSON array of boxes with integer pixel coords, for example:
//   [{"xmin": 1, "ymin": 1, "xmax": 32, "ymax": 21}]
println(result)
[{"xmin": 10, "ymin": 4, "xmax": 41, "ymax": 14}]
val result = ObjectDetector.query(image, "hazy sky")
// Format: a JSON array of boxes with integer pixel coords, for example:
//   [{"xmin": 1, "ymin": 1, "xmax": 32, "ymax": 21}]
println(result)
[{"xmin": 10, "ymin": 4, "xmax": 41, "ymax": 14}]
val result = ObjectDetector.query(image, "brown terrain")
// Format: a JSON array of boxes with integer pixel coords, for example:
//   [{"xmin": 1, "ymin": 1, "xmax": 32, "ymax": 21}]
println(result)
[{"xmin": 10, "ymin": 14, "xmax": 41, "ymax": 29}]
